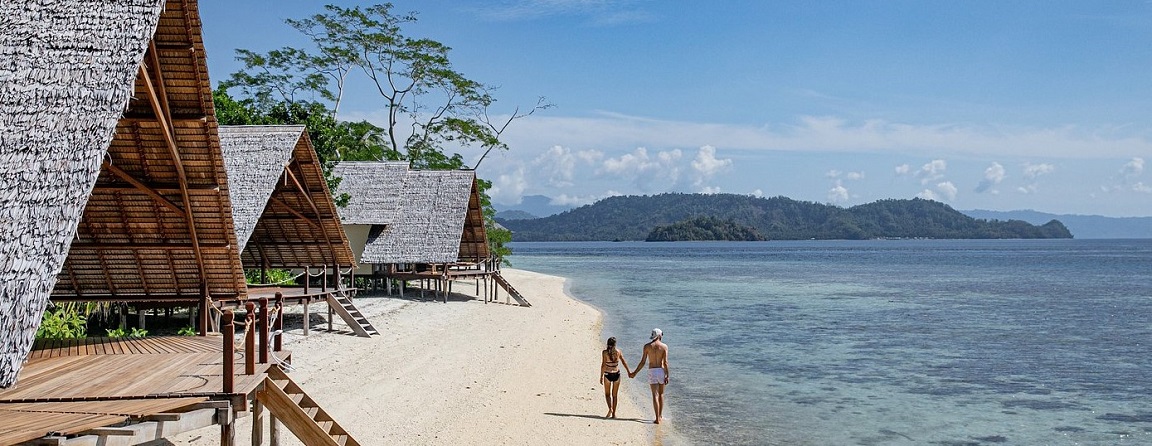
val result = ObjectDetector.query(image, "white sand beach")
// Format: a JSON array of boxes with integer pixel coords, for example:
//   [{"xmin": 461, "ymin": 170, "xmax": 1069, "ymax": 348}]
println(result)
[{"xmin": 167, "ymin": 269, "xmax": 659, "ymax": 445}]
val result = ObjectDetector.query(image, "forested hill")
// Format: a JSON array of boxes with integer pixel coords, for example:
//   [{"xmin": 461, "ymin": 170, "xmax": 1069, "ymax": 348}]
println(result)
[{"xmin": 497, "ymin": 194, "xmax": 1073, "ymax": 241}]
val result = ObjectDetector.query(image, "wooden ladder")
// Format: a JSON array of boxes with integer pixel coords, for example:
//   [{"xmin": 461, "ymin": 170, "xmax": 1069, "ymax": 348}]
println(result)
[
  {"xmin": 257, "ymin": 367, "xmax": 362, "ymax": 446},
  {"xmin": 325, "ymin": 293, "xmax": 379, "ymax": 337},
  {"xmin": 492, "ymin": 273, "xmax": 531, "ymax": 307}
]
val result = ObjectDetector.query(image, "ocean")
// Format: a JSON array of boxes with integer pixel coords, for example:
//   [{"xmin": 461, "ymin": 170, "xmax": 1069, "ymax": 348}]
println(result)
[{"xmin": 507, "ymin": 239, "xmax": 1152, "ymax": 445}]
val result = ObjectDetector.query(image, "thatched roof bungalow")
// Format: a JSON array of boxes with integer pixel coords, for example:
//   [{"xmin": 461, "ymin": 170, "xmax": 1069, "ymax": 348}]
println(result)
[
  {"xmin": 1, "ymin": 0, "xmax": 249, "ymax": 387},
  {"xmin": 219, "ymin": 125, "xmax": 355, "ymax": 271},
  {"xmin": 332, "ymin": 162, "xmax": 489, "ymax": 270}
]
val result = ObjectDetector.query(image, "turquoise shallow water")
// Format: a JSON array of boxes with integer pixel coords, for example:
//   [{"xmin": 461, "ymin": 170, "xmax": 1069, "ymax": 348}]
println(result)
[{"xmin": 509, "ymin": 239, "xmax": 1152, "ymax": 445}]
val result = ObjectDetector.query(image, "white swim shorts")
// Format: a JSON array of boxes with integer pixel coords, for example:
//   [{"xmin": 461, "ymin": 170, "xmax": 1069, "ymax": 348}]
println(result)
[{"xmin": 649, "ymin": 367, "xmax": 666, "ymax": 385}]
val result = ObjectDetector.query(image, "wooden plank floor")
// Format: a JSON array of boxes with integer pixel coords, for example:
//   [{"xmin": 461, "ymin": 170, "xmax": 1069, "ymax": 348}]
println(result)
[
  {"xmin": 0, "ymin": 397, "xmax": 207, "ymax": 445},
  {"xmin": 3, "ymin": 336, "xmax": 284, "ymax": 403}
]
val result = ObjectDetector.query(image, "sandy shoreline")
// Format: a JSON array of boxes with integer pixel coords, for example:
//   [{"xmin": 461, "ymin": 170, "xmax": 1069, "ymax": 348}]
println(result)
[{"xmin": 167, "ymin": 268, "xmax": 661, "ymax": 445}]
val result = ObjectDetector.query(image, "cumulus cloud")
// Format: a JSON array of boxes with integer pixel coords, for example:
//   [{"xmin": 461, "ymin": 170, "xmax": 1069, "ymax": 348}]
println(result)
[
  {"xmin": 828, "ymin": 170, "xmax": 865, "ymax": 180},
  {"xmin": 975, "ymin": 162, "xmax": 1006, "ymax": 194},
  {"xmin": 828, "ymin": 183, "xmax": 849, "ymax": 203},
  {"xmin": 598, "ymin": 147, "xmax": 682, "ymax": 191},
  {"xmin": 1122, "ymin": 157, "xmax": 1145, "ymax": 177},
  {"xmin": 1023, "ymin": 162, "xmax": 1055, "ymax": 179},
  {"xmin": 936, "ymin": 181, "xmax": 958, "ymax": 201},
  {"xmin": 916, "ymin": 189, "xmax": 939, "ymax": 201},
  {"xmin": 700, "ymin": 186, "xmax": 722, "ymax": 194},
  {"xmin": 488, "ymin": 167, "xmax": 527, "ymax": 205},
  {"xmin": 550, "ymin": 190, "xmax": 623, "ymax": 207},
  {"xmin": 751, "ymin": 189, "xmax": 764, "ymax": 198},
  {"xmin": 532, "ymin": 145, "xmax": 577, "ymax": 187},
  {"xmin": 916, "ymin": 159, "xmax": 947, "ymax": 184},
  {"xmin": 895, "ymin": 164, "xmax": 911, "ymax": 176},
  {"xmin": 690, "ymin": 145, "xmax": 732, "ymax": 186}
]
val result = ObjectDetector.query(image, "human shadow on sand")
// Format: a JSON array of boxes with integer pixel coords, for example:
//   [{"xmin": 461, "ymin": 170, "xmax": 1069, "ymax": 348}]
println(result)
[{"xmin": 544, "ymin": 412, "xmax": 648, "ymax": 423}]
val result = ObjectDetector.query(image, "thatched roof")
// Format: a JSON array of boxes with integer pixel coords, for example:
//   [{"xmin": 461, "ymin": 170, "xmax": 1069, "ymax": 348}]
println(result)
[
  {"xmin": 53, "ymin": 0, "xmax": 248, "ymax": 301},
  {"xmin": 0, "ymin": 0, "xmax": 167, "ymax": 387},
  {"xmin": 333, "ymin": 162, "xmax": 489, "ymax": 264},
  {"xmin": 220, "ymin": 125, "xmax": 355, "ymax": 268},
  {"xmin": 331, "ymin": 162, "xmax": 410, "ymax": 225}
]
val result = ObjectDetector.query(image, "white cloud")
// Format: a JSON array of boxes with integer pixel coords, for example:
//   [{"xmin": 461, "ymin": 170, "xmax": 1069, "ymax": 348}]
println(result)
[
  {"xmin": 917, "ymin": 189, "xmax": 939, "ymax": 200},
  {"xmin": 597, "ymin": 147, "xmax": 682, "ymax": 191},
  {"xmin": 1134, "ymin": 182, "xmax": 1152, "ymax": 193},
  {"xmin": 895, "ymin": 164, "xmax": 911, "ymax": 176},
  {"xmin": 1023, "ymin": 162, "xmax": 1055, "ymax": 179},
  {"xmin": 550, "ymin": 190, "xmax": 623, "ymax": 207},
  {"xmin": 751, "ymin": 189, "xmax": 764, "ymax": 198},
  {"xmin": 576, "ymin": 149, "xmax": 604, "ymax": 164},
  {"xmin": 828, "ymin": 169, "xmax": 865, "ymax": 180},
  {"xmin": 916, "ymin": 159, "xmax": 947, "ymax": 184},
  {"xmin": 1122, "ymin": 157, "xmax": 1145, "ymax": 177},
  {"xmin": 975, "ymin": 162, "xmax": 1006, "ymax": 193},
  {"xmin": 480, "ymin": 112, "xmax": 1152, "ymax": 161},
  {"xmin": 532, "ymin": 145, "xmax": 577, "ymax": 187},
  {"xmin": 488, "ymin": 168, "xmax": 527, "ymax": 205},
  {"xmin": 700, "ymin": 186, "xmax": 722, "ymax": 194},
  {"xmin": 936, "ymin": 181, "xmax": 958, "ymax": 201},
  {"xmin": 828, "ymin": 183, "xmax": 849, "ymax": 202},
  {"xmin": 690, "ymin": 145, "xmax": 732, "ymax": 186}
]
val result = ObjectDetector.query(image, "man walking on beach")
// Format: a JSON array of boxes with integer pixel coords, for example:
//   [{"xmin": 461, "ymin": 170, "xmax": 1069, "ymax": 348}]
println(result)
[{"xmin": 630, "ymin": 328, "xmax": 670, "ymax": 424}]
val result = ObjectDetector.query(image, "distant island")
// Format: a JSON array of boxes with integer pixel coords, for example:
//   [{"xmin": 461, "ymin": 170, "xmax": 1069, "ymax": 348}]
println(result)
[{"xmin": 497, "ymin": 194, "xmax": 1073, "ymax": 241}]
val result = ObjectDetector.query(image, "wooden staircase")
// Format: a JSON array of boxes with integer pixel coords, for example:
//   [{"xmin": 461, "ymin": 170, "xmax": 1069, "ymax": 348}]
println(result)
[
  {"xmin": 326, "ymin": 293, "xmax": 379, "ymax": 337},
  {"xmin": 492, "ymin": 272, "xmax": 531, "ymax": 307},
  {"xmin": 258, "ymin": 367, "xmax": 362, "ymax": 446}
]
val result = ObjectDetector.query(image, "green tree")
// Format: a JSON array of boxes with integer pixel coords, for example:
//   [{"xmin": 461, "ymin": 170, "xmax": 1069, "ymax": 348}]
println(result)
[{"xmin": 220, "ymin": 3, "xmax": 545, "ymax": 258}]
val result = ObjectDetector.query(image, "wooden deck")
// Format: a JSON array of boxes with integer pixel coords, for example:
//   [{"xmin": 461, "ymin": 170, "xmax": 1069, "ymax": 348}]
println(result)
[{"xmin": 0, "ymin": 336, "xmax": 286, "ymax": 445}]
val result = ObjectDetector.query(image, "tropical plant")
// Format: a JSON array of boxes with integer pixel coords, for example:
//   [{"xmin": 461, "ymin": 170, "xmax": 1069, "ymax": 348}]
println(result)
[
  {"xmin": 177, "ymin": 326, "xmax": 197, "ymax": 336},
  {"xmin": 35, "ymin": 303, "xmax": 89, "ymax": 339}
]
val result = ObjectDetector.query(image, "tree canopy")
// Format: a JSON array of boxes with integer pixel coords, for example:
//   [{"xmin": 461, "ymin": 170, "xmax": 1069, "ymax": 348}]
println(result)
[{"xmin": 216, "ymin": 3, "xmax": 543, "ymax": 259}]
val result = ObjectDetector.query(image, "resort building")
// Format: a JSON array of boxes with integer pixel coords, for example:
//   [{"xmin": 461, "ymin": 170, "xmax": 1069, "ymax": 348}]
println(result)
[{"xmin": 0, "ymin": 1, "xmax": 362, "ymax": 444}]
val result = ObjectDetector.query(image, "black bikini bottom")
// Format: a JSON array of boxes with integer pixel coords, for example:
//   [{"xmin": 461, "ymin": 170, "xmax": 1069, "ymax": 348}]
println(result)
[{"xmin": 605, "ymin": 372, "xmax": 621, "ymax": 382}]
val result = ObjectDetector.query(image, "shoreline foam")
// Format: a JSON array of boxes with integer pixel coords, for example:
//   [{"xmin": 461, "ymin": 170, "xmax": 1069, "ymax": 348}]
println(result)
[{"xmin": 166, "ymin": 268, "xmax": 656, "ymax": 445}]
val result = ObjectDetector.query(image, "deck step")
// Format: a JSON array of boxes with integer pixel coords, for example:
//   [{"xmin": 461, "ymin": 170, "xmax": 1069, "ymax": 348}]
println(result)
[
  {"xmin": 258, "ymin": 367, "xmax": 363, "ymax": 446},
  {"xmin": 325, "ymin": 294, "xmax": 379, "ymax": 337},
  {"xmin": 492, "ymin": 273, "xmax": 531, "ymax": 307}
]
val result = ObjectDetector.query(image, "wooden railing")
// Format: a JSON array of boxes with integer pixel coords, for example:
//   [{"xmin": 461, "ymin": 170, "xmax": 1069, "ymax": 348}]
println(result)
[{"xmin": 221, "ymin": 293, "xmax": 284, "ymax": 394}]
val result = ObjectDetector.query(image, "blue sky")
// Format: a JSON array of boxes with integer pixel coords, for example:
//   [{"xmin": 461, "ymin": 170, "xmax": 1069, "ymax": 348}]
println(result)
[{"xmin": 201, "ymin": 1, "xmax": 1152, "ymax": 217}]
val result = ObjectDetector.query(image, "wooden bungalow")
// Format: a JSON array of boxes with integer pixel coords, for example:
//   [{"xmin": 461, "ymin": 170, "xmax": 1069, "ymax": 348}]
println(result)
[
  {"xmin": 0, "ymin": 1, "xmax": 361, "ymax": 444},
  {"xmin": 332, "ymin": 162, "xmax": 527, "ymax": 305},
  {"xmin": 218, "ymin": 125, "xmax": 376, "ymax": 337}
]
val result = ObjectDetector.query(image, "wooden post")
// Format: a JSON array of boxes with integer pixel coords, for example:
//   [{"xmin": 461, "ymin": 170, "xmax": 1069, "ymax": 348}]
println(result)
[
  {"xmin": 349, "ymin": 265, "xmax": 355, "ymax": 295},
  {"xmin": 218, "ymin": 404, "xmax": 235, "ymax": 446},
  {"xmin": 303, "ymin": 266, "xmax": 310, "ymax": 295},
  {"xmin": 137, "ymin": 307, "xmax": 146, "ymax": 330},
  {"xmin": 244, "ymin": 303, "xmax": 255, "ymax": 376},
  {"xmin": 269, "ymin": 413, "xmax": 282, "ymax": 446},
  {"xmin": 327, "ymin": 300, "xmax": 334, "ymax": 332},
  {"xmin": 274, "ymin": 293, "xmax": 283, "ymax": 352},
  {"xmin": 222, "ymin": 310, "xmax": 234, "ymax": 394},
  {"xmin": 258, "ymin": 298, "xmax": 269, "ymax": 364},
  {"xmin": 302, "ymin": 299, "xmax": 310, "ymax": 336},
  {"xmin": 252, "ymin": 400, "xmax": 264, "ymax": 446},
  {"xmin": 321, "ymin": 264, "xmax": 328, "ymax": 292},
  {"xmin": 199, "ymin": 284, "xmax": 210, "ymax": 336}
]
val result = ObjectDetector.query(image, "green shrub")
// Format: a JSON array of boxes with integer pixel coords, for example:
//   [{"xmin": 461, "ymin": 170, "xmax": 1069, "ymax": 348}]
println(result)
[{"xmin": 36, "ymin": 303, "xmax": 88, "ymax": 339}]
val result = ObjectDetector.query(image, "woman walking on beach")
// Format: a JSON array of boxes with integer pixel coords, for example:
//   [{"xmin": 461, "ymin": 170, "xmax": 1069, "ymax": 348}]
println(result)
[{"xmin": 600, "ymin": 337, "xmax": 631, "ymax": 418}]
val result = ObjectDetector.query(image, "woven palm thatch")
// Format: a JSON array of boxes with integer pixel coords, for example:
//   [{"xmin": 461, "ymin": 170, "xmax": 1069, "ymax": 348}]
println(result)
[
  {"xmin": 53, "ymin": 0, "xmax": 247, "ymax": 302},
  {"xmin": 0, "ymin": 0, "xmax": 166, "ymax": 388},
  {"xmin": 333, "ymin": 162, "xmax": 489, "ymax": 265},
  {"xmin": 220, "ymin": 125, "xmax": 355, "ymax": 268}
]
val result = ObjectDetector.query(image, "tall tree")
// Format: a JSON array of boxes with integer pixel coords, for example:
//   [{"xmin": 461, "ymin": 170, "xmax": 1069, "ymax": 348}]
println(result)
[
  {"xmin": 221, "ymin": 3, "xmax": 549, "ymax": 169},
  {"xmin": 220, "ymin": 3, "xmax": 545, "ymax": 259}
]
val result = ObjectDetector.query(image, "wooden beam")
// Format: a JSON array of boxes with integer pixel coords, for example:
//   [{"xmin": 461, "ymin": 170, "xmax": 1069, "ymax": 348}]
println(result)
[
  {"xmin": 138, "ymin": 59, "xmax": 208, "ymax": 291},
  {"xmin": 282, "ymin": 164, "xmax": 337, "ymax": 264},
  {"xmin": 99, "ymin": 160, "xmax": 185, "ymax": 216},
  {"xmin": 119, "ymin": 115, "xmax": 208, "ymax": 124},
  {"xmin": 267, "ymin": 196, "xmax": 322, "ymax": 229},
  {"xmin": 69, "ymin": 242, "xmax": 229, "ymax": 250}
]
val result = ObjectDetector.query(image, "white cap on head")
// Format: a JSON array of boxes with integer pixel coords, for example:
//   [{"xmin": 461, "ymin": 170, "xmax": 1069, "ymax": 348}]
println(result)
[{"xmin": 650, "ymin": 328, "xmax": 662, "ymax": 340}]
